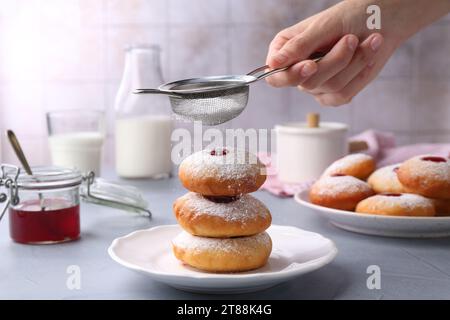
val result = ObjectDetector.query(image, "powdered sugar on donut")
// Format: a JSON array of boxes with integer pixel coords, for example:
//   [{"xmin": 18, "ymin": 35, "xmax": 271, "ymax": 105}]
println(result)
[
  {"xmin": 313, "ymin": 175, "xmax": 372, "ymax": 197},
  {"xmin": 181, "ymin": 192, "xmax": 269, "ymax": 222},
  {"xmin": 172, "ymin": 231, "xmax": 271, "ymax": 254},
  {"xmin": 181, "ymin": 148, "xmax": 264, "ymax": 180},
  {"xmin": 323, "ymin": 153, "xmax": 373, "ymax": 176},
  {"xmin": 368, "ymin": 194, "xmax": 434, "ymax": 211},
  {"xmin": 405, "ymin": 155, "xmax": 450, "ymax": 181},
  {"xmin": 369, "ymin": 164, "xmax": 401, "ymax": 182}
]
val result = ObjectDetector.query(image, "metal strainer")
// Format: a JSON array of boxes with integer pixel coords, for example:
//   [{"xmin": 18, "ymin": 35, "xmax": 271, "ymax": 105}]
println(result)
[{"xmin": 134, "ymin": 56, "xmax": 323, "ymax": 125}]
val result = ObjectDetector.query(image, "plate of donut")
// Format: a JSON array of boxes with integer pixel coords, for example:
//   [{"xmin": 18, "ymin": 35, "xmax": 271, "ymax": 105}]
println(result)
[
  {"xmin": 295, "ymin": 153, "xmax": 450, "ymax": 238},
  {"xmin": 108, "ymin": 224, "xmax": 338, "ymax": 294}
]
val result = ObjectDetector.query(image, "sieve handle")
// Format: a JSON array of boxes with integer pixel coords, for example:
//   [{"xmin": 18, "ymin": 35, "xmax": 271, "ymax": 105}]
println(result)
[
  {"xmin": 247, "ymin": 52, "xmax": 325, "ymax": 81},
  {"xmin": 133, "ymin": 88, "xmax": 183, "ymax": 99}
]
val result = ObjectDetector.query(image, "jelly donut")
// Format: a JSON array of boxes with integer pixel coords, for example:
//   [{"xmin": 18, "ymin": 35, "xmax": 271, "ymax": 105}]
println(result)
[
  {"xmin": 179, "ymin": 148, "xmax": 266, "ymax": 196},
  {"xmin": 367, "ymin": 164, "xmax": 408, "ymax": 194},
  {"xmin": 173, "ymin": 192, "xmax": 272, "ymax": 237},
  {"xmin": 172, "ymin": 231, "xmax": 272, "ymax": 272},
  {"xmin": 356, "ymin": 193, "xmax": 435, "ymax": 217},
  {"xmin": 322, "ymin": 153, "xmax": 376, "ymax": 180},
  {"xmin": 397, "ymin": 155, "xmax": 450, "ymax": 199},
  {"xmin": 432, "ymin": 199, "xmax": 450, "ymax": 217},
  {"xmin": 309, "ymin": 174, "xmax": 375, "ymax": 211}
]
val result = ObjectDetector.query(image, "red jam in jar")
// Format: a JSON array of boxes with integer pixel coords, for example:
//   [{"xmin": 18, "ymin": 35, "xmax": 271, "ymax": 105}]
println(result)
[
  {"xmin": 5, "ymin": 166, "xmax": 83, "ymax": 244},
  {"xmin": 9, "ymin": 199, "xmax": 80, "ymax": 244}
]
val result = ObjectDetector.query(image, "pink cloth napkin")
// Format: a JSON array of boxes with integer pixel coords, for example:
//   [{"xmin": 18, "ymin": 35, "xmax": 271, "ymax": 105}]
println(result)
[{"xmin": 260, "ymin": 130, "xmax": 450, "ymax": 197}]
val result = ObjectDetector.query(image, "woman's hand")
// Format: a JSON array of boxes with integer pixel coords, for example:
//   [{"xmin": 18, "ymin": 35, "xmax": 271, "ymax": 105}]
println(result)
[{"xmin": 266, "ymin": 0, "xmax": 450, "ymax": 106}]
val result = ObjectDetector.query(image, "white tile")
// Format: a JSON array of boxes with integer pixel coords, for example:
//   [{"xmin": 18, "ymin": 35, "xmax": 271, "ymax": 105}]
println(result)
[
  {"xmin": 230, "ymin": 0, "xmax": 335, "ymax": 26},
  {"xmin": 0, "ymin": 12, "xmax": 42, "ymax": 82},
  {"xmin": 229, "ymin": 25, "xmax": 276, "ymax": 74},
  {"xmin": 230, "ymin": 0, "xmax": 291, "ymax": 27},
  {"xmin": 431, "ymin": 134, "xmax": 450, "ymax": 143},
  {"xmin": 1, "ymin": 136, "xmax": 49, "ymax": 166},
  {"xmin": 168, "ymin": 26, "xmax": 228, "ymax": 80},
  {"xmin": 0, "ymin": 0, "xmax": 41, "ymax": 27},
  {"xmin": 288, "ymin": 87, "xmax": 353, "ymax": 125},
  {"xmin": 230, "ymin": 0, "xmax": 292, "ymax": 27},
  {"xmin": 289, "ymin": 0, "xmax": 339, "ymax": 21},
  {"xmin": 411, "ymin": 134, "xmax": 450, "ymax": 144},
  {"xmin": 411, "ymin": 80, "xmax": 450, "ymax": 132},
  {"xmin": 393, "ymin": 133, "xmax": 413, "ymax": 146},
  {"xmin": 105, "ymin": 26, "xmax": 168, "ymax": 81},
  {"xmin": 378, "ymin": 39, "xmax": 414, "ymax": 79},
  {"xmin": 168, "ymin": 0, "xmax": 228, "ymax": 25},
  {"xmin": 42, "ymin": 82, "xmax": 106, "ymax": 113},
  {"xmin": 106, "ymin": 0, "xmax": 167, "ymax": 25},
  {"xmin": 417, "ymin": 24, "xmax": 450, "ymax": 79},
  {"xmin": 350, "ymin": 79, "xmax": 412, "ymax": 132},
  {"xmin": 0, "ymin": 83, "xmax": 45, "ymax": 136},
  {"xmin": 40, "ymin": 0, "xmax": 104, "ymax": 27},
  {"xmin": 0, "ymin": 0, "xmax": 35, "ymax": 83},
  {"xmin": 40, "ymin": 25, "xmax": 105, "ymax": 81}
]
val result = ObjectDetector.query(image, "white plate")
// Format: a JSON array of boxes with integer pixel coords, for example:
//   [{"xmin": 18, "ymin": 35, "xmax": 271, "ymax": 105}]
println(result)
[
  {"xmin": 108, "ymin": 224, "xmax": 337, "ymax": 294},
  {"xmin": 295, "ymin": 190, "xmax": 450, "ymax": 238}
]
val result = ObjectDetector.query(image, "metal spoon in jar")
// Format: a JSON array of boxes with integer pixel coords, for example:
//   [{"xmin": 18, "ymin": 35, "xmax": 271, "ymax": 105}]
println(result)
[{"xmin": 6, "ymin": 130, "xmax": 46, "ymax": 210}]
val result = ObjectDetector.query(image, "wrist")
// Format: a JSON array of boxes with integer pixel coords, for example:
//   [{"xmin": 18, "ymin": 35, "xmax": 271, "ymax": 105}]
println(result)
[{"xmin": 340, "ymin": 0, "xmax": 449, "ymax": 46}]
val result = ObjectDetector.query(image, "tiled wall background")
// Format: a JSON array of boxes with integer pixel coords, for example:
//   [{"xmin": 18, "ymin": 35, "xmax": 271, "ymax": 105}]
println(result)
[{"xmin": 0, "ymin": 0, "xmax": 450, "ymax": 167}]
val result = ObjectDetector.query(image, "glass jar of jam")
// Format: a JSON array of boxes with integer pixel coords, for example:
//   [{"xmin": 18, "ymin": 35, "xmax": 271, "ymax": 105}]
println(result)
[
  {"xmin": 0, "ymin": 164, "xmax": 150, "ymax": 244},
  {"xmin": 5, "ymin": 166, "xmax": 82, "ymax": 244}
]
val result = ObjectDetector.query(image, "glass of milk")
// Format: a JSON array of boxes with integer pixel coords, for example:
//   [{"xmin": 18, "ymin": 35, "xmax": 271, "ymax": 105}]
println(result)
[{"xmin": 46, "ymin": 110, "xmax": 105, "ymax": 176}]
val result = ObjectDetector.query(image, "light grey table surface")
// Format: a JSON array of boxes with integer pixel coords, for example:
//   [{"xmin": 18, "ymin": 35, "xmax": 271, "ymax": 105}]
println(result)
[{"xmin": 1, "ymin": 172, "xmax": 450, "ymax": 300}]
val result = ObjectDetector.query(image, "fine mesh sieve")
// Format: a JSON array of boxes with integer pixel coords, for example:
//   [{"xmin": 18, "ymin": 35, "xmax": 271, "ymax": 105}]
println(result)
[{"xmin": 134, "ymin": 55, "xmax": 323, "ymax": 125}]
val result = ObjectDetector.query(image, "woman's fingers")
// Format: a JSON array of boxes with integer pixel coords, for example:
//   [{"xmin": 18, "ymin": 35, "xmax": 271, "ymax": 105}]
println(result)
[
  {"xmin": 266, "ymin": 34, "xmax": 358, "ymax": 88},
  {"xmin": 265, "ymin": 60, "xmax": 318, "ymax": 87},
  {"xmin": 267, "ymin": 19, "xmax": 340, "ymax": 69},
  {"xmin": 299, "ymin": 34, "xmax": 359, "ymax": 90},
  {"xmin": 305, "ymin": 33, "xmax": 384, "ymax": 94},
  {"xmin": 314, "ymin": 61, "xmax": 379, "ymax": 106}
]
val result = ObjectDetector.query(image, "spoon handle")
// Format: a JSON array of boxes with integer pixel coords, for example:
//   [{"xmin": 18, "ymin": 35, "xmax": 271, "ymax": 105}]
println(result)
[
  {"xmin": 7, "ymin": 130, "xmax": 33, "ymax": 175},
  {"xmin": 6, "ymin": 130, "xmax": 46, "ymax": 210}
]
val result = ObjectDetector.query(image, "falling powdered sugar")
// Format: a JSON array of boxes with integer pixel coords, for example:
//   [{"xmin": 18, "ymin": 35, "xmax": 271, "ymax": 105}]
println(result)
[{"xmin": 172, "ymin": 231, "xmax": 271, "ymax": 254}]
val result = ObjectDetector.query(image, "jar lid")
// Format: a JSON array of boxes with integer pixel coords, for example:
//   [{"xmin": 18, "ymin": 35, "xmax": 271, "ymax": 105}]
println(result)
[{"xmin": 13, "ymin": 166, "xmax": 83, "ymax": 190}]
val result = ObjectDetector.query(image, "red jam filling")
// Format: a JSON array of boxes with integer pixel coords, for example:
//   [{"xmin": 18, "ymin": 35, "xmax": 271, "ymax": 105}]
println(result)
[
  {"xmin": 210, "ymin": 149, "xmax": 228, "ymax": 156},
  {"xmin": 331, "ymin": 173, "xmax": 347, "ymax": 177},
  {"xmin": 383, "ymin": 193, "xmax": 402, "ymax": 197},
  {"xmin": 421, "ymin": 156, "xmax": 446, "ymax": 163},
  {"xmin": 204, "ymin": 195, "xmax": 239, "ymax": 203}
]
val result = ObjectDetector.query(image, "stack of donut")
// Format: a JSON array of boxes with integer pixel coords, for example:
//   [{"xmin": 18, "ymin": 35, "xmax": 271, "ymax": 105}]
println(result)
[
  {"xmin": 171, "ymin": 148, "xmax": 272, "ymax": 272},
  {"xmin": 310, "ymin": 153, "xmax": 450, "ymax": 217}
]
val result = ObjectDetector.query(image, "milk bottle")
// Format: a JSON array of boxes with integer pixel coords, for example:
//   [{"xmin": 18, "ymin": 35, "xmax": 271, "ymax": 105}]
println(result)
[{"xmin": 114, "ymin": 44, "xmax": 173, "ymax": 178}]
